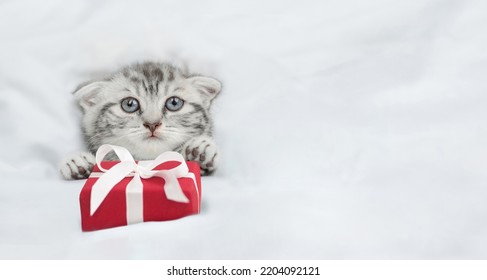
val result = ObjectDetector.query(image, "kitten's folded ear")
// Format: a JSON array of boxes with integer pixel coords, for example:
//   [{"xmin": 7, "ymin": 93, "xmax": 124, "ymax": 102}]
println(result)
[
  {"xmin": 72, "ymin": 81, "xmax": 107, "ymax": 110},
  {"xmin": 187, "ymin": 76, "xmax": 222, "ymax": 101}
]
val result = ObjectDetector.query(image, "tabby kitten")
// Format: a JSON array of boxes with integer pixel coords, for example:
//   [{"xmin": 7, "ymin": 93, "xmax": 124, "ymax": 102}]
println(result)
[{"xmin": 60, "ymin": 62, "xmax": 221, "ymax": 179}]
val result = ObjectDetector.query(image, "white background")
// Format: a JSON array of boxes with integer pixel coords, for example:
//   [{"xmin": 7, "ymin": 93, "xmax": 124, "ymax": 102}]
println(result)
[{"xmin": 0, "ymin": 0, "xmax": 486, "ymax": 259}]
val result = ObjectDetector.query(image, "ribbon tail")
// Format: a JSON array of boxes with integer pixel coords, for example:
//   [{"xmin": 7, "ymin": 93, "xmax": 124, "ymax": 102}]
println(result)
[
  {"xmin": 90, "ymin": 161, "xmax": 136, "ymax": 216},
  {"xmin": 164, "ymin": 175, "xmax": 190, "ymax": 203},
  {"xmin": 125, "ymin": 174, "xmax": 144, "ymax": 224},
  {"xmin": 182, "ymin": 172, "xmax": 200, "ymax": 213}
]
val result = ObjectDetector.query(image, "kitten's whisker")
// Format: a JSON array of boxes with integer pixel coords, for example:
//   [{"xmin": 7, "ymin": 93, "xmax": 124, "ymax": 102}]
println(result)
[
  {"xmin": 163, "ymin": 131, "xmax": 190, "ymax": 138},
  {"xmin": 163, "ymin": 128, "xmax": 189, "ymax": 135},
  {"xmin": 100, "ymin": 131, "xmax": 146, "ymax": 143}
]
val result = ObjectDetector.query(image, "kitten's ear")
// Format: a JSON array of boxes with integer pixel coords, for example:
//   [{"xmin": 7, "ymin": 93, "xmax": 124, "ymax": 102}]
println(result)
[
  {"xmin": 72, "ymin": 81, "xmax": 107, "ymax": 110},
  {"xmin": 187, "ymin": 76, "xmax": 222, "ymax": 101}
]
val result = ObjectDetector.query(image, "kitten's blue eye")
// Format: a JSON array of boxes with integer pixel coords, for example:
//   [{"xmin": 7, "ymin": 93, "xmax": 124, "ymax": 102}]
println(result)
[
  {"xmin": 165, "ymin": 96, "xmax": 184, "ymax": 111},
  {"xmin": 121, "ymin": 97, "xmax": 140, "ymax": 113}
]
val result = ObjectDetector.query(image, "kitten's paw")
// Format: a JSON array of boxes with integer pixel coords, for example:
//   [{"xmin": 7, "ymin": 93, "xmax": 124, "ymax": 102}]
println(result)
[
  {"xmin": 181, "ymin": 136, "xmax": 219, "ymax": 175},
  {"xmin": 59, "ymin": 152, "xmax": 96, "ymax": 180}
]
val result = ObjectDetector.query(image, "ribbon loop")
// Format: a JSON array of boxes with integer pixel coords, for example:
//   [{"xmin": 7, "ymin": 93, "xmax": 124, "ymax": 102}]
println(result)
[
  {"xmin": 95, "ymin": 145, "xmax": 137, "ymax": 172},
  {"xmin": 89, "ymin": 144, "xmax": 194, "ymax": 223}
]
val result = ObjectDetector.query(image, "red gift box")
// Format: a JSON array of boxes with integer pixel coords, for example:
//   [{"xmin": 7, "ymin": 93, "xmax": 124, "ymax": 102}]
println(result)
[{"xmin": 79, "ymin": 145, "xmax": 201, "ymax": 231}]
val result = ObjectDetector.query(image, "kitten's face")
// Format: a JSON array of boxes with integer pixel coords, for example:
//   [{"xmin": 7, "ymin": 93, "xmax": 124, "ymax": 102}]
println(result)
[{"xmin": 74, "ymin": 62, "xmax": 221, "ymax": 160}]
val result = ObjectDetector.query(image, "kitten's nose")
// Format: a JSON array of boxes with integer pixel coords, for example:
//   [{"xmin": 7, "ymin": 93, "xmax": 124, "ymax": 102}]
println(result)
[{"xmin": 143, "ymin": 122, "xmax": 161, "ymax": 133}]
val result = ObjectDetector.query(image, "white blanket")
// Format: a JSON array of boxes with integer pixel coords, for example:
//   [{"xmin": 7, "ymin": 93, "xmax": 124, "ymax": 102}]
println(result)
[{"xmin": 1, "ymin": 0, "xmax": 486, "ymax": 259}]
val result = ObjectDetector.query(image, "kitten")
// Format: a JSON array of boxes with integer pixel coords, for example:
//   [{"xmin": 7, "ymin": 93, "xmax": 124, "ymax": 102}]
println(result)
[{"xmin": 60, "ymin": 62, "xmax": 221, "ymax": 179}]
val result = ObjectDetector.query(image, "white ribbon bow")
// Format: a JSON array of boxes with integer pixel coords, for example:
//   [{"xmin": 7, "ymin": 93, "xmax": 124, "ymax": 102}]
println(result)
[{"xmin": 89, "ymin": 144, "xmax": 196, "ymax": 224}]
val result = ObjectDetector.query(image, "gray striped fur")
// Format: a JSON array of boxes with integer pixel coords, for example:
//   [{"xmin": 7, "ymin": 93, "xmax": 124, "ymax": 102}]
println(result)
[{"xmin": 72, "ymin": 61, "xmax": 221, "ymax": 170}]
